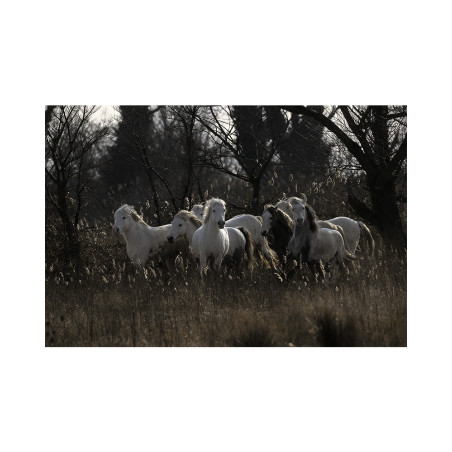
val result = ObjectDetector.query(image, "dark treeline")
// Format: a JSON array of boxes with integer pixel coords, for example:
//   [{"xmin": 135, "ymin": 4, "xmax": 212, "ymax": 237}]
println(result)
[{"xmin": 45, "ymin": 105, "xmax": 407, "ymax": 267}]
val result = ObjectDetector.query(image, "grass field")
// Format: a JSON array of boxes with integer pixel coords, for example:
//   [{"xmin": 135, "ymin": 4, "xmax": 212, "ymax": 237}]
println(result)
[{"xmin": 45, "ymin": 247, "xmax": 406, "ymax": 347}]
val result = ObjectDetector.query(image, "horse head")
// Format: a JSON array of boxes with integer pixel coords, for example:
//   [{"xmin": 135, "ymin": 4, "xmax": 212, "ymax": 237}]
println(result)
[
  {"xmin": 261, "ymin": 205, "xmax": 276, "ymax": 236},
  {"xmin": 290, "ymin": 199, "xmax": 307, "ymax": 226},
  {"xmin": 168, "ymin": 211, "xmax": 188, "ymax": 243},
  {"xmin": 205, "ymin": 198, "xmax": 226, "ymax": 229},
  {"xmin": 192, "ymin": 203, "xmax": 205, "ymax": 221},
  {"xmin": 113, "ymin": 204, "xmax": 135, "ymax": 235}
]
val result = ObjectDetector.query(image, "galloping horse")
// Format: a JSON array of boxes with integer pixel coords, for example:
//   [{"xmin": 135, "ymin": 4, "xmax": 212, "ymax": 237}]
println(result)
[
  {"xmin": 113, "ymin": 205, "xmax": 189, "ymax": 272},
  {"xmin": 191, "ymin": 198, "xmax": 254, "ymax": 275},
  {"xmin": 278, "ymin": 196, "xmax": 375, "ymax": 256},
  {"xmin": 168, "ymin": 209, "xmax": 254, "ymax": 271},
  {"xmin": 192, "ymin": 203, "xmax": 277, "ymax": 269},
  {"xmin": 287, "ymin": 201, "xmax": 355, "ymax": 280}
]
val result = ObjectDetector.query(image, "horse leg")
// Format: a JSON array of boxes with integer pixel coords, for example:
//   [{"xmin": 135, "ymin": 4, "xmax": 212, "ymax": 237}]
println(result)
[
  {"xmin": 307, "ymin": 261, "xmax": 324, "ymax": 283},
  {"xmin": 213, "ymin": 255, "xmax": 223, "ymax": 272},
  {"xmin": 165, "ymin": 257, "xmax": 176, "ymax": 277},
  {"xmin": 260, "ymin": 241, "xmax": 276, "ymax": 270},
  {"xmin": 199, "ymin": 253, "xmax": 208, "ymax": 277},
  {"xmin": 307, "ymin": 261, "xmax": 317, "ymax": 280},
  {"xmin": 284, "ymin": 253, "xmax": 298, "ymax": 280}
]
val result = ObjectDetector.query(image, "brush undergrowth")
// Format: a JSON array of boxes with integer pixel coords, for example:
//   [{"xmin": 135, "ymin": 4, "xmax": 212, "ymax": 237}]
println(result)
[{"xmin": 45, "ymin": 233, "xmax": 406, "ymax": 347}]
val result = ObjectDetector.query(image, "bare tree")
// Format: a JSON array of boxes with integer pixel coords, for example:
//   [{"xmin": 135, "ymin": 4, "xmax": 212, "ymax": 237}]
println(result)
[
  {"xmin": 45, "ymin": 106, "xmax": 111, "ymax": 260},
  {"xmin": 195, "ymin": 106, "xmax": 289, "ymax": 214},
  {"xmin": 281, "ymin": 105, "xmax": 407, "ymax": 251},
  {"xmin": 114, "ymin": 106, "xmax": 206, "ymax": 222}
]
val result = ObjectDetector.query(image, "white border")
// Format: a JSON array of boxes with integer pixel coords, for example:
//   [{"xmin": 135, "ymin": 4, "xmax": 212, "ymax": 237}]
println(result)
[{"xmin": 3, "ymin": 0, "xmax": 451, "ymax": 451}]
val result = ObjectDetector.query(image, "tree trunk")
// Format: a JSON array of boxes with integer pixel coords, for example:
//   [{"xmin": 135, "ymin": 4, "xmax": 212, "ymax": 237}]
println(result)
[
  {"xmin": 145, "ymin": 170, "xmax": 162, "ymax": 225},
  {"xmin": 56, "ymin": 185, "xmax": 80, "ymax": 261},
  {"xmin": 369, "ymin": 179, "xmax": 406, "ymax": 253},
  {"xmin": 250, "ymin": 178, "xmax": 261, "ymax": 215}
]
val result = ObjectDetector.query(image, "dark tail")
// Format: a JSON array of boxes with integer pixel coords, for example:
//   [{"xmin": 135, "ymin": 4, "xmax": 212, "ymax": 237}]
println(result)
[
  {"xmin": 238, "ymin": 227, "xmax": 254, "ymax": 269},
  {"xmin": 357, "ymin": 221, "xmax": 375, "ymax": 257}
]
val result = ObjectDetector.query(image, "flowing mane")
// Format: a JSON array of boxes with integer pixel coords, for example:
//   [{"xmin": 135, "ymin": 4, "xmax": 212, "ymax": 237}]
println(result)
[
  {"xmin": 120, "ymin": 204, "xmax": 147, "ymax": 224},
  {"xmin": 305, "ymin": 204, "xmax": 318, "ymax": 233},
  {"xmin": 265, "ymin": 205, "xmax": 293, "ymax": 230},
  {"xmin": 203, "ymin": 198, "xmax": 226, "ymax": 224},
  {"xmin": 275, "ymin": 207, "xmax": 294, "ymax": 230},
  {"xmin": 174, "ymin": 210, "xmax": 202, "ymax": 228}
]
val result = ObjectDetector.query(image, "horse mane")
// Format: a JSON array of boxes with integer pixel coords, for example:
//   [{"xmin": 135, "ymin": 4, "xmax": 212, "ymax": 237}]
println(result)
[
  {"xmin": 120, "ymin": 205, "xmax": 147, "ymax": 224},
  {"xmin": 305, "ymin": 203, "xmax": 318, "ymax": 233},
  {"xmin": 203, "ymin": 198, "xmax": 226, "ymax": 224},
  {"xmin": 275, "ymin": 208, "xmax": 293, "ymax": 229},
  {"xmin": 174, "ymin": 210, "xmax": 202, "ymax": 228},
  {"xmin": 265, "ymin": 205, "xmax": 293, "ymax": 230},
  {"xmin": 287, "ymin": 194, "xmax": 307, "ymax": 206}
]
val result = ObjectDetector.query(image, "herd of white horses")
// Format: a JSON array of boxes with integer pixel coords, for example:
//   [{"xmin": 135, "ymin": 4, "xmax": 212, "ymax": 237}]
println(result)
[{"xmin": 113, "ymin": 194, "xmax": 375, "ymax": 281}]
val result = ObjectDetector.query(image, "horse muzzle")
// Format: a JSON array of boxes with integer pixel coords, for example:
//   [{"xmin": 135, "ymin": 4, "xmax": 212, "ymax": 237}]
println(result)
[
  {"xmin": 113, "ymin": 226, "xmax": 120, "ymax": 235},
  {"xmin": 218, "ymin": 221, "xmax": 225, "ymax": 229},
  {"xmin": 261, "ymin": 230, "xmax": 267, "ymax": 236},
  {"xmin": 167, "ymin": 236, "xmax": 174, "ymax": 243}
]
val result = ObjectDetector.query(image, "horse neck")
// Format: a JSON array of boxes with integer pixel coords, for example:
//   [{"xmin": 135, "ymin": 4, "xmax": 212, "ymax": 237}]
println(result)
[
  {"xmin": 122, "ymin": 220, "xmax": 150, "ymax": 247},
  {"xmin": 205, "ymin": 216, "xmax": 220, "ymax": 236},
  {"xmin": 293, "ymin": 218, "xmax": 317, "ymax": 258}
]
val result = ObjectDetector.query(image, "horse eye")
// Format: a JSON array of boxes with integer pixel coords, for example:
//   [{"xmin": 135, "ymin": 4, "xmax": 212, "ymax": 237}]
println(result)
[
  {"xmin": 122, "ymin": 216, "xmax": 126, "ymax": 220},
  {"xmin": 179, "ymin": 224, "xmax": 182, "ymax": 227},
  {"xmin": 213, "ymin": 209, "xmax": 216, "ymax": 213}
]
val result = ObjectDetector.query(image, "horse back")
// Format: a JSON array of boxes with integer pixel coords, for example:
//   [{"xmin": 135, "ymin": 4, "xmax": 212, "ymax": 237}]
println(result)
[
  {"xmin": 225, "ymin": 227, "xmax": 246, "ymax": 251},
  {"xmin": 314, "ymin": 228, "xmax": 345, "ymax": 261},
  {"xmin": 226, "ymin": 214, "xmax": 261, "ymax": 239}
]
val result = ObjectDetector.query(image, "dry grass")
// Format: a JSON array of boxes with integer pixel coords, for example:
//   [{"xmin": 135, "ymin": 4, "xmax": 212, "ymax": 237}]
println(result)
[{"xmin": 45, "ymin": 245, "xmax": 406, "ymax": 347}]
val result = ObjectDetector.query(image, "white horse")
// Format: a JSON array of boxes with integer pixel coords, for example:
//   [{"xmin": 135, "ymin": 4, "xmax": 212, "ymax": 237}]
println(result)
[
  {"xmin": 168, "ymin": 210, "xmax": 203, "ymax": 248},
  {"xmin": 287, "ymin": 201, "xmax": 355, "ymax": 280},
  {"xmin": 192, "ymin": 203, "xmax": 205, "ymax": 221},
  {"xmin": 192, "ymin": 204, "xmax": 277, "ymax": 269},
  {"xmin": 278, "ymin": 196, "xmax": 374, "ymax": 256},
  {"xmin": 113, "ymin": 205, "xmax": 189, "ymax": 271},
  {"xmin": 169, "ymin": 209, "xmax": 254, "ymax": 273},
  {"xmin": 191, "ymin": 198, "xmax": 253, "ymax": 275}
]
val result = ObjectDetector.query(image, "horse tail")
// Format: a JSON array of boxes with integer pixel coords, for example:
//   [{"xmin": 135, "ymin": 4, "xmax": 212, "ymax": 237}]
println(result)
[
  {"xmin": 357, "ymin": 221, "xmax": 375, "ymax": 257},
  {"xmin": 238, "ymin": 227, "xmax": 254, "ymax": 269},
  {"xmin": 261, "ymin": 236, "xmax": 279, "ymax": 269},
  {"xmin": 344, "ymin": 249, "xmax": 357, "ymax": 260}
]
